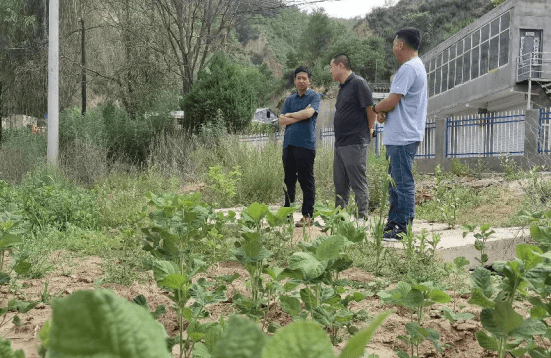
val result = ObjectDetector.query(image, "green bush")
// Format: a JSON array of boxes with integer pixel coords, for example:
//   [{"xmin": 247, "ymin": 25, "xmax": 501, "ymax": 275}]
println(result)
[
  {"xmin": 19, "ymin": 166, "xmax": 102, "ymax": 232},
  {"xmin": 183, "ymin": 52, "xmax": 271, "ymax": 133},
  {"xmin": 0, "ymin": 128, "xmax": 46, "ymax": 184}
]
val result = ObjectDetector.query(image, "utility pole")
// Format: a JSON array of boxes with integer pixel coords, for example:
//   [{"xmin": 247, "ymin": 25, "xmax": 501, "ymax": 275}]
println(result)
[
  {"xmin": 47, "ymin": 0, "xmax": 59, "ymax": 164},
  {"xmin": 81, "ymin": 18, "xmax": 86, "ymax": 115},
  {"xmin": 0, "ymin": 79, "xmax": 3, "ymax": 145}
]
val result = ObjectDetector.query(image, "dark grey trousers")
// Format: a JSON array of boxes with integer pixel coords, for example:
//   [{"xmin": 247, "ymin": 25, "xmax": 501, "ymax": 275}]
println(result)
[{"xmin": 333, "ymin": 144, "xmax": 369, "ymax": 218}]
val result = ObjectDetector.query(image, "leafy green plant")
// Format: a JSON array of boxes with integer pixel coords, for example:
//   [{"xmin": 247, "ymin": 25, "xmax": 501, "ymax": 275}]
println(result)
[
  {"xmin": 279, "ymin": 232, "xmax": 367, "ymax": 344},
  {"xmin": 206, "ymin": 165, "xmax": 242, "ymax": 207},
  {"xmin": 446, "ymin": 256, "xmax": 471, "ymax": 312},
  {"xmin": 43, "ymin": 290, "xmax": 172, "ymax": 358},
  {"xmin": 379, "ymin": 281, "xmax": 449, "ymax": 356},
  {"xmin": 197, "ymin": 311, "xmax": 391, "ymax": 358},
  {"xmin": 370, "ymin": 160, "xmax": 392, "ymax": 277},
  {"xmin": 141, "ymin": 192, "xmax": 229, "ymax": 358},
  {"xmin": 0, "ymin": 336, "xmax": 25, "ymax": 358},
  {"xmin": 463, "ymin": 223, "xmax": 495, "ymax": 267}
]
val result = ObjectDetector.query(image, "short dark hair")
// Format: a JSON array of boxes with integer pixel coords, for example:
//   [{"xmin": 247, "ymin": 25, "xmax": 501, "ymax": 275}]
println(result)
[
  {"xmin": 294, "ymin": 66, "xmax": 312, "ymax": 79},
  {"xmin": 395, "ymin": 28, "xmax": 422, "ymax": 51},
  {"xmin": 331, "ymin": 53, "xmax": 351, "ymax": 70}
]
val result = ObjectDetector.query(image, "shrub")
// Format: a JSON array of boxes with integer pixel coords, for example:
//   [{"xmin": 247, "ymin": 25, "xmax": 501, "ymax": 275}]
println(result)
[
  {"xmin": 0, "ymin": 128, "xmax": 46, "ymax": 184},
  {"xmin": 182, "ymin": 52, "xmax": 271, "ymax": 133}
]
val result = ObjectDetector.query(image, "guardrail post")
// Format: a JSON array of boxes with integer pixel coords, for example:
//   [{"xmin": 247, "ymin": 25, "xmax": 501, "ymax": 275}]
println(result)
[{"xmin": 434, "ymin": 117, "xmax": 448, "ymax": 171}]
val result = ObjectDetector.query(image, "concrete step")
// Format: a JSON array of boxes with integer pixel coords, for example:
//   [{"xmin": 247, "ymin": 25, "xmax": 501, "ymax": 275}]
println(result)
[
  {"xmin": 379, "ymin": 220, "xmax": 530, "ymax": 270},
  {"xmin": 217, "ymin": 207, "xmax": 531, "ymax": 270}
]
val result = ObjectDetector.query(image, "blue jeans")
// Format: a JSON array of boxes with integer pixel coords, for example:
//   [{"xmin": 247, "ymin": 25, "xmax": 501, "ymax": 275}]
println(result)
[{"xmin": 385, "ymin": 142, "xmax": 419, "ymax": 230}]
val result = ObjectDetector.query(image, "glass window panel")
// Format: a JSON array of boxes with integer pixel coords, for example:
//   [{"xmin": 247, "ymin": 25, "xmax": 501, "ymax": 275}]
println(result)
[
  {"xmin": 430, "ymin": 58, "xmax": 436, "ymax": 72},
  {"xmin": 450, "ymin": 44, "xmax": 456, "ymax": 59},
  {"xmin": 463, "ymin": 51, "xmax": 470, "ymax": 82},
  {"xmin": 481, "ymin": 24, "xmax": 490, "ymax": 42},
  {"xmin": 429, "ymin": 71, "xmax": 435, "ymax": 97},
  {"xmin": 457, "ymin": 39, "xmax": 463, "ymax": 54},
  {"xmin": 442, "ymin": 63, "xmax": 448, "ymax": 91},
  {"xmin": 448, "ymin": 60, "xmax": 455, "ymax": 89},
  {"xmin": 489, "ymin": 36, "xmax": 499, "ymax": 70},
  {"xmin": 436, "ymin": 53, "xmax": 442, "ymax": 68},
  {"xmin": 425, "ymin": 61, "xmax": 430, "ymax": 72},
  {"xmin": 435, "ymin": 67, "xmax": 442, "ymax": 95},
  {"xmin": 455, "ymin": 57, "xmax": 463, "ymax": 85},
  {"xmin": 471, "ymin": 46, "xmax": 480, "ymax": 79},
  {"xmin": 499, "ymin": 29, "xmax": 509, "ymax": 66},
  {"xmin": 472, "ymin": 29, "xmax": 480, "ymax": 46},
  {"xmin": 491, "ymin": 18, "xmax": 500, "ymax": 37},
  {"xmin": 501, "ymin": 11, "xmax": 510, "ymax": 31},
  {"xmin": 480, "ymin": 41, "xmax": 489, "ymax": 75},
  {"xmin": 443, "ymin": 48, "xmax": 449, "ymax": 63},
  {"xmin": 464, "ymin": 36, "xmax": 471, "ymax": 50}
]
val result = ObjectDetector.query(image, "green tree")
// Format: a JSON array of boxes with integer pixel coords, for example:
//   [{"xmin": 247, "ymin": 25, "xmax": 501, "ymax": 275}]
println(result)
[{"xmin": 182, "ymin": 52, "xmax": 270, "ymax": 133}]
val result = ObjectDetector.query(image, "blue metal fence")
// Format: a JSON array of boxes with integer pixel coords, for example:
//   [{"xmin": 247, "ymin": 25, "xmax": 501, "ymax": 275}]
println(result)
[
  {"xmin": 374, "ymin": 119, "xmax": 436, "ymax": 159},
  {"xmin": 446, "ymin": 111, "xmax": 525, "ymax": 158},
  {"xmin": 540, "ymin": 108, "xmax": 551, "ymax": 153}
]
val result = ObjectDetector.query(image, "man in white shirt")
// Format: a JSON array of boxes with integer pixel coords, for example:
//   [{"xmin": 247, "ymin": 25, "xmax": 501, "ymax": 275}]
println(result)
[{"xmin": 372, "ymin": 28, "xmax": 427, "ymax": 241}]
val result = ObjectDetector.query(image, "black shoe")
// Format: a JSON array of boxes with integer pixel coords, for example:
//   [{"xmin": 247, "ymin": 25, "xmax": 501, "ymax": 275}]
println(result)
[{"xmin": 383, "ymin": 228, "xmax": 406, "ymax": 242}]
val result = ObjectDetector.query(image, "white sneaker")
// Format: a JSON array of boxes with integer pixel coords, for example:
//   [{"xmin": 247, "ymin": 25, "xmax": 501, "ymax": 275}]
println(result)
[{"xmin": 357, "ymin": 217, "xmax": 366, "ymax": 227}]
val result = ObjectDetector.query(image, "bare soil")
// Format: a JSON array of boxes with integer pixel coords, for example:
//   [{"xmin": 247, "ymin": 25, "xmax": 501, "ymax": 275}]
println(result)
[{"xmin": 2, "ymin": 230, "xmax": 500, "ymax": 358}]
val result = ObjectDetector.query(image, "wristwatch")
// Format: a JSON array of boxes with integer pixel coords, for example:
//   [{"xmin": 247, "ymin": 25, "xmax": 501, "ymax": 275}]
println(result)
[{"xmin": 372, "ymin": 105, "xmax": 379, "ymax": 114}]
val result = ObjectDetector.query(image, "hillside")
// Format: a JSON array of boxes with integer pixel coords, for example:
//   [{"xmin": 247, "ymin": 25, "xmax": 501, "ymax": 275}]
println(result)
[{"xmin": 245, "ymin": 0, "xmax": 496, "ymax": 86}]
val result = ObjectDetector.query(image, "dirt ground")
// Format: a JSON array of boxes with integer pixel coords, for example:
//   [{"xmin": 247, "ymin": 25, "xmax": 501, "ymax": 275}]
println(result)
[{"xmin": 1, "ymin": 229, "xmax": 501, "ymax": 358}]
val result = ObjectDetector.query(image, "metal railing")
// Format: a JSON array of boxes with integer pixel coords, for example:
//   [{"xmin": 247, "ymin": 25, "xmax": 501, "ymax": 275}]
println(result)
[
  {"xmin": 540, "ymin": 107, "xmax": 551, "ymax": 153},
  {"xmin": 517, "ymin": 52, "xmax": 551, "ymax": 82},
  {"xmin": 446, "ymin": 110, "xmax": 525, "ymax": 158},
  {"xmin": 374, "ymin": 119, "xmax": 436, "ymax": 159}
]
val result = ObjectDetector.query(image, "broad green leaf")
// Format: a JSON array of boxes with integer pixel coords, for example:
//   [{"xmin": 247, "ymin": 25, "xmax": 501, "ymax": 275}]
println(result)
[
  {"xmin": 13, "ymin": 260, "xmax": 31, "ymax": 276},
  {"xmin": 316, "ymin": 235, "xmax": 347, "ymax": 261},
  {"xmin": 516, "ymin": 244, "xmax": 543, "ymax": 270},
  {"xmin": 132, "ymin": 295, "xmax": 148, "ymax": 309},
  {"xmin": 468, "ymin": 288, "xmax": 495, "ymax": 308},
  {"xmin": 429, "ymin": 290, "xmax": 451, "ymax": 304},
  {"xmin": 243, "ymin": 203, "xmax": 270, "ymax": 222},
  {"xmin": 300, "ymin": 288, "xmax": 318, "ymax": 310},
  {"xmin": 510, "ymin": 318, "xmax": 547, "ymax": 338},
  {"xmin": 470, "ymin": 267, "xmax": 494, "ymax": 298},
  {"xmin": 261, "ymin": 320, "xmax": 334, "ymax": 358},
  {"xmin": 288, "ymin": 252, "xmax": 327, "ymax": 280},
  {"xmin": 339, "ymin": 311, "xmax": 391, "ymax": 358},
  {"xmin": 481, "ymin": 302, "xmax": 523, "ymax": 338},
  {"xmin": 312, "ymin": 306, "xmax": 332, "ymax": 326},
  {"xmin": 39, "ymin": 320, "xmax": 51, "ymax": 349},
  {"xmin": 158, "ymin": 274, "xmax": 187, "ymax": 290},
  {"xmin": 530, "ymin": 224, "xmax": 551, "ymax": 245},
  {"xmin": 476, "ymin": 331, "xmax": 499, "ymax": 351},
  {"xmin": 0, "ymin": 233, "xmax": 20, "ymax": 250},
  {"xmin": 404, "ymin": 289, "xmax": 424, "ymax": 309},
  {"xmin": 453, "ymin": 256, "xmax": 470, "ymax": 270},
  {"xmin": 47, "ymin": 290, "xmax": 171, "ymax": 358},
  {"xmin": 279, "ymin": 295, "xmax": 302, "ymax": 317},
  {"xmin": 193, "ymin": 342, "xmax": 212, "ymax": 358},
  {"xmin": 213, "ymin": 315, "xmax": 266, "ymax": 358},
  {"xmin": 336, "ymin": 222, "xmax": 366, "ymax": 243},
  {"xmin": 152, "ymin": 259, "xmax": 177, "ymax": 282}
]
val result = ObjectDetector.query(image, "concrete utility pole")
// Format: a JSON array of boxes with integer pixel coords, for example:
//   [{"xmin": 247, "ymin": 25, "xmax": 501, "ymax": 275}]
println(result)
[
  {"xmin": 47, "ymin": 0, "xmax": 59, "ymax": 164},
  {"xmin": 81, "ymin": 18, "xmax": 86, "ymax": 115}
]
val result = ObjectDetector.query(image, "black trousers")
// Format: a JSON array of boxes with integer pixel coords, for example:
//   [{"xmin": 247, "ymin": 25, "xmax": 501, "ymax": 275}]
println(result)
[{"xmin": 283, "ymin": 145, "xmax": 316, "ymax": 217}]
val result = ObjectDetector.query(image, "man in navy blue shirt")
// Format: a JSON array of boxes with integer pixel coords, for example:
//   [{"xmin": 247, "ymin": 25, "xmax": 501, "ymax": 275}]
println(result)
[{"xmin": 279, "ymin": 66, "xmax": 321, "ymax": 227}]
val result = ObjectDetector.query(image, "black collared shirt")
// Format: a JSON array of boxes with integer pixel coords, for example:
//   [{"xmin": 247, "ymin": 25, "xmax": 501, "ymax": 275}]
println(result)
[{"xmin": 334, "ymin": 72, "xmax": 374, "ymax": 147}]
